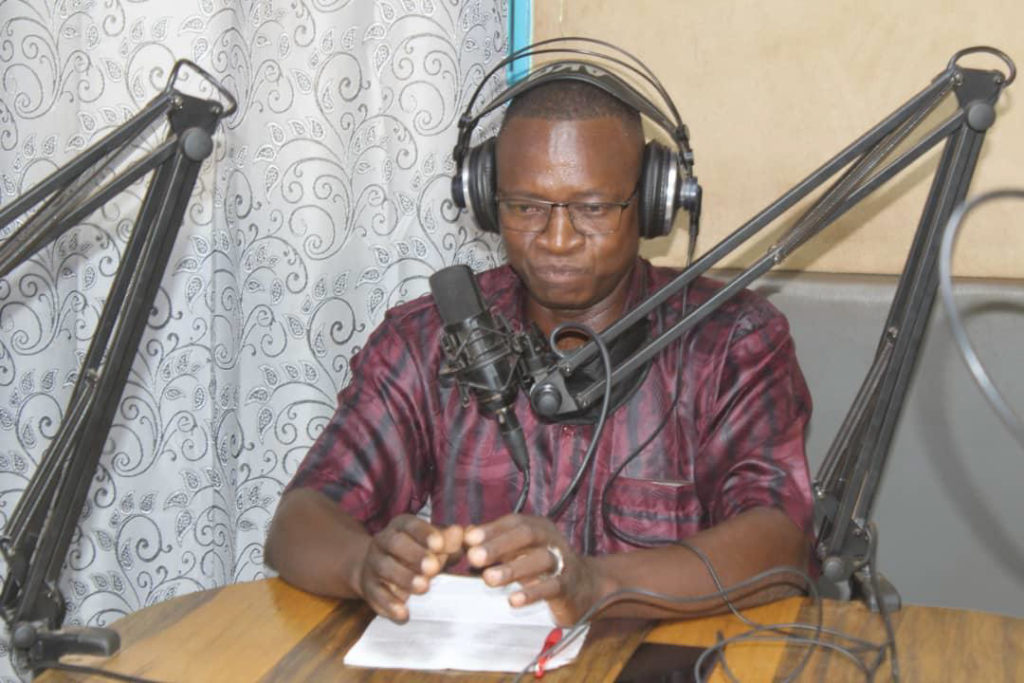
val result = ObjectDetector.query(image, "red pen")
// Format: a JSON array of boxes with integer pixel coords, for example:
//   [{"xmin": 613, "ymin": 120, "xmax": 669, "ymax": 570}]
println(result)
[{"xmin": 534, "ymin": 627, "xmax": 564, "ymax": 679}]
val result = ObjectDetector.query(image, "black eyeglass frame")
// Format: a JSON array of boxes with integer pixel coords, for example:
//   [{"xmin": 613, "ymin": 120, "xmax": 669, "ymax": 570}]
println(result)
[{"xmin": 495, "ymin": 183, "xmax": 641, "ymax": 236}]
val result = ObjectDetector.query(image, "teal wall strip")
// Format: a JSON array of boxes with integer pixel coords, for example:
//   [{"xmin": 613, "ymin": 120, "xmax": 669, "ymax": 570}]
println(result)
[{"xmin": 507, "ymin": 0, "xmax": 532, "ymax": 85}]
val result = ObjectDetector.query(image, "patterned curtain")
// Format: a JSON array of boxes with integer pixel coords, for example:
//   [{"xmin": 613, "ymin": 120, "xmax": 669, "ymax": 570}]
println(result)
[{"xmin": 0, "ymin": 0, "xmax": 506, "ymax": 676}]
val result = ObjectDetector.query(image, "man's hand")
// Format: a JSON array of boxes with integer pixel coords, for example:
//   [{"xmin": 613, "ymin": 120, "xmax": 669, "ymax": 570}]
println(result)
[
  {"xmin": 464, "ymin": 514, "xmax": 605, "ymax": 626},
  {"xmin": 357, "ymin": 514, "xmax": 463, "ymax": 623}
]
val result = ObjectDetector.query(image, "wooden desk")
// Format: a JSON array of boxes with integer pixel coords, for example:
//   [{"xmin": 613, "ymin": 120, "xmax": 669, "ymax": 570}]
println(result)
[
  {"xmin": 646, "ymin": 597, "xmax": 1024, "ymax": 681},
  {"xmin": 39, "ymin": 578, "xmax": 1024, "ymax": 681},
  {"xmin": 39, "ymin": 579, "xmax": 645, "ymax": 682}
]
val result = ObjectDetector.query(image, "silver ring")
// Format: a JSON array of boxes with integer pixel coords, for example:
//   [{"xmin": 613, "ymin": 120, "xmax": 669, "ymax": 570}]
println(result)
[{"xmin": 546, "ymin": 545, "xmax": 565, "ymax": 578}]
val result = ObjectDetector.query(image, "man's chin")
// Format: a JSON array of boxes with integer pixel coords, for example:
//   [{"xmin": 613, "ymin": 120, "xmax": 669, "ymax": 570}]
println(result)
[
  {"xmin": 518, "ymin": 272, "xmax": 607, "ymax": 313},
  {"xmin": 530, "ymin": 291, "xmax": 595, "ymax": 313}
]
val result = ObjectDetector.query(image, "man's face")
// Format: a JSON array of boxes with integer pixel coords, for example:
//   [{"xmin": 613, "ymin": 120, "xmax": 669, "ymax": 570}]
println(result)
[{"xmin": 495, "ymin": 115, "xmax": 643, "ymax": 315}]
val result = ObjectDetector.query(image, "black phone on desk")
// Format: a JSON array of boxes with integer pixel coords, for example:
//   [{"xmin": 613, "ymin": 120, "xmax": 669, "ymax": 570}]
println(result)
[{"xmin": 615, "ymin": 643, "xmax": 718, "ymax": 683}]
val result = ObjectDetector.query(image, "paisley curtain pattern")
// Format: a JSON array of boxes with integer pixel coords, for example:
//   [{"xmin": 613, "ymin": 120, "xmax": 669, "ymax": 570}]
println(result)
[{"xmin": 0, "ymin": 1, "xmax": 506, "ymax": 675}]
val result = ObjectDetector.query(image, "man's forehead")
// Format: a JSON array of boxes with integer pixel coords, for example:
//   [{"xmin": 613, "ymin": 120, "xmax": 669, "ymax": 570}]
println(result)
[
  {"xmin": 495, "ymin": 118, "xmax": 642, "ymax": 193},
  {"xmin": 496, "ymin": 116, "xmax": 643, "ymax": 156}
]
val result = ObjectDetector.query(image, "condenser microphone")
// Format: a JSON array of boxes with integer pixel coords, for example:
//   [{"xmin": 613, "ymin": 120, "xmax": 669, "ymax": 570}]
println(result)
[
  {"xmin": 429, "ymin": 265, "xmax": 519, "ymax": 419},
  {"xmin": 429, "ymin": 265, "xmax": 530, "ymax": 477}
]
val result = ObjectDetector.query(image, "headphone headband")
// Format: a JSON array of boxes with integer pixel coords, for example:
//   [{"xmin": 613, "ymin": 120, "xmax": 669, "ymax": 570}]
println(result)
[
  {"xmin": 463, "ymin": 37, "xmax": 683, "ymax": 128},
  {"xmin": 455, "ymin": 61, "xmax": 691, "ymax": 172},
  {"xmin": 452, "ymin": 38, "xmax": 701, "ymax": 244}
]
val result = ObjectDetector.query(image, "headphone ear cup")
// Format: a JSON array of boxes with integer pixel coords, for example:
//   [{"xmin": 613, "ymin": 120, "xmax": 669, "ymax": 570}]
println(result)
[
  {"xmin": 464, "ymin": 137, "xmax": 500, "ymax": 234},
  {"xmin": 639, "ymin": 141, "xmax": 677, "ymax": 238}
]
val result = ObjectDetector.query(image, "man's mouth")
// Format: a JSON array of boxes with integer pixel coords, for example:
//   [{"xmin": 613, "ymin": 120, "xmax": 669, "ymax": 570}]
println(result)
[{"xmin": 532, "ymin": 265, "xmax": 586, "ymax": 283}]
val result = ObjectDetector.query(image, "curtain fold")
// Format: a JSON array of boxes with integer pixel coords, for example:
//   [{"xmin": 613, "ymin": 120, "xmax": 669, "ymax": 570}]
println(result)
[{"xmin": 0, "ymin": 1, "xmax": 506, "ymax": 675}]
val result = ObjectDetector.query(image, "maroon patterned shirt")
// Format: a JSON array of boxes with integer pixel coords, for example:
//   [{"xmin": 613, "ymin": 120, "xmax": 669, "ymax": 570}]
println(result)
[{"xmin": 287, "ymin": 259, "xmax": 814, "ymax": 556}]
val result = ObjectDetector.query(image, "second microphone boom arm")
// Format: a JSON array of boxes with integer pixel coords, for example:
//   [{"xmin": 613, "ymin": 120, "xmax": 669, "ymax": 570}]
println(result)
[{"xmin": 520, "ymin": 46, "xmax": 1014, "ymax": 611}]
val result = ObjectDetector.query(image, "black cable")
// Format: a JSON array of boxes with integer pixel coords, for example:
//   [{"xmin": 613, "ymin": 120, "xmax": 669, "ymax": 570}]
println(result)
[
  {"xmin": 443, "ymin": 317, "xmax": 533, "ymax": 513},
  {"xmin": 543, "ymin": 322, "xmax": 613, "ymax": 530},
  {"xmin": 596, "ymin": 252, "xmax": 696, "ymax": 551},
  {"xmin": 512, "ymin": 465, "xmax": 529, "ymax": 513},
  {"xmin": 677, "ymin": 541, "xmax": 822, "ymax": 683},
  {"xmin": 939, "ymin": 188, "xmax": 1024, "ymax": 449},
  {"xmin": 865, "ymin": 522, "xmax": 900, "ymax": 682},
  {"xmin": 599, "ymin": 289, "xmax": 689, "ymax": 549},
  {"xmin": 680, "ymin": 529, "xmax": 892, "ymax": 683},
  {"xmin": 511, "ymin": 551, "xmax": 895, "ymax": 682},
  {"xmin": 546, "ymin": 262, "xmax": 673, "ymax": 530},
  {"xmin": 700, "ymin": 632, "xmax": 874, "ymax": 679},
  {"xmin": 512, "ymin": 564, "xmax": 817, "ymax": 682}
]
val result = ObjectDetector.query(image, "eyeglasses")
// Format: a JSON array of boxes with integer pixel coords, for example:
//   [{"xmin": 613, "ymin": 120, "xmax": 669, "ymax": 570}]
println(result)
[{"xmin": 495, "ymin": 185, "xmax": 640, "ymax": 236}]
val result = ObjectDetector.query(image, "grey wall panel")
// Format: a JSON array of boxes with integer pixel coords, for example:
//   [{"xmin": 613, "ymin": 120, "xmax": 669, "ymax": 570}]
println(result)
[{"xmin": 739, "ymin": 270, "xmax": 1024, "ymax": 618}]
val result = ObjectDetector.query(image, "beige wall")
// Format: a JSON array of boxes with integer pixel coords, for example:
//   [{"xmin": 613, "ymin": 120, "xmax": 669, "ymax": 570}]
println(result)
[{"xmin": 534, "ymin": 1, "xmax": 1024, "ymax": 278}]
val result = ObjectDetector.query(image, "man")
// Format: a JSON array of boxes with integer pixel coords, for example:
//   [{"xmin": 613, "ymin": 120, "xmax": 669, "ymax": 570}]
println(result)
[{"xmin": 265, "ymin": 80, "xmax": 814, "ymax": 627}]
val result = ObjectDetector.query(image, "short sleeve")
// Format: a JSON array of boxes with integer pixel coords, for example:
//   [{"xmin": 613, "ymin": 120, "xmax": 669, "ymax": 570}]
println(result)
[
  {"xmin": 285, "ymin": 316, "xmax": 436, "ymax": 533},
  {"xmin": 696, "ymin": 295, "xmax": 814, "ymax": 536}
]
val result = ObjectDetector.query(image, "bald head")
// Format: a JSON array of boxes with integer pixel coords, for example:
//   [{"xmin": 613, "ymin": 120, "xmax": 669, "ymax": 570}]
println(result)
[{"xmin": 500, "ymin": 80, "xmax": 643, "ymax": 144}]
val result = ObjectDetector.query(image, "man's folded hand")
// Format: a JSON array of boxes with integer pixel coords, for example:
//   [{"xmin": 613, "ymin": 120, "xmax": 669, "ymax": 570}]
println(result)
[
  {"xmin": 357, "ymin": 515, "xmax": 463, "ymax": 623},
  {"xmin": 464, "ymin": 513, "xmax": 604, "ymax": 626}
]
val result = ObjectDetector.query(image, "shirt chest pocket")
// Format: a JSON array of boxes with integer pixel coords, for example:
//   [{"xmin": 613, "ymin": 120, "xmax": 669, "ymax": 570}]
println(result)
[{"xmin": 601, "ymin": 476, "xmax": 705, "ymax": 546}]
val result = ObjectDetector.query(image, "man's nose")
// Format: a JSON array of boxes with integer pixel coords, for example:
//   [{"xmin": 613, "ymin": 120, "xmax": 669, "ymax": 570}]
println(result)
[{"xmin": 538, "ymin": 204, "xmax": 584, "ymax": 251}]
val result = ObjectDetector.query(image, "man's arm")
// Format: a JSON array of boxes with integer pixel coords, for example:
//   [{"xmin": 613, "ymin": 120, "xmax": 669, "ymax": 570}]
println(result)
[
  {"xmin": 265, "ymin": 488, "xmax": 370, "ymax": 600},
  {"xmin": 266, "ymin": 488, "xmax": 462, "ymax": 622},
  {"xmin": 265, "ymin": 304, "xmax": 456, "ymax": 620},
  {"xmin": 465, "ymin": 506, "xmax": 808, "ymax": 627},
  {"xmin": 588, "ymin": 506, "xmax": 809, "ymax": 616}
]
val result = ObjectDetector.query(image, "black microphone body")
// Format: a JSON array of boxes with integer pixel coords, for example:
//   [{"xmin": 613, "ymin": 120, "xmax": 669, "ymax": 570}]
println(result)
[{"xmin": 429, "ymin": 265, "xmax": 530, "ymax": 477}]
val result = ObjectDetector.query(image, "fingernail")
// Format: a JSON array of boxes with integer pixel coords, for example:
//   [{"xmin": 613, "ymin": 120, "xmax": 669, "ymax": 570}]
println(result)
[
  {"xmin": 483, "ymin": 568, "xmax": 503, "ymax": 585},
  {"xmin": 510, "ymin": 592, "xmax": 525, "ymax": 607},
  {"xmin": 421, "ymin": 556, "xmax": 439, "ymax": 574},
  {"xmin": 468, "ymin": 546, "xmax": 487, "ymax": 566},
  {"xmin": 465, "ymin": 528, "xmax": 484, "ymax": 545},
  {"xmin": 412, "ymin": 575, "xmax": 428, "ymax": 591}
]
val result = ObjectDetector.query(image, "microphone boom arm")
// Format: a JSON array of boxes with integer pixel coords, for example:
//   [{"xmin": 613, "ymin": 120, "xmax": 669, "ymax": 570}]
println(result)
[
  {"xmin": 523, "ymin": 46, "xmax": 1015, "ymax": 610},
  {"xmin": 0, "ymin": 60, "xmax": 234, "ymax": 668}
]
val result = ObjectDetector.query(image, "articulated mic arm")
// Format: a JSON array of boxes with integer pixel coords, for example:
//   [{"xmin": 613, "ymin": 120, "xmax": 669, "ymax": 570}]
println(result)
[
  {"xmin": 518, "ymin": 46, "xmax": 1015, "ymax": 609},
  {"xmin": 0, "ymin": 60, "xmax": 235, "ymax": 667}
]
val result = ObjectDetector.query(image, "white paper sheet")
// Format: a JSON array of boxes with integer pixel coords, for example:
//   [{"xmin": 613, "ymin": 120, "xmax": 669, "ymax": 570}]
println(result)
[{"xmin": 343, "ymin": 574, "xmax": 588, "ymax": 673}]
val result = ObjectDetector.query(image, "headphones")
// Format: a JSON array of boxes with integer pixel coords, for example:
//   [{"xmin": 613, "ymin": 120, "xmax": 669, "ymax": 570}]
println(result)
[{"xmin": 452, "ymin": 37, "xmax": 702, "ymax": 242}]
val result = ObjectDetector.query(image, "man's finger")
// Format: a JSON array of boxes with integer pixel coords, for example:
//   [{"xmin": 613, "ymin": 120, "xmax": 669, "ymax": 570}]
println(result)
[
  {"xmin": 481, "ymin": 546, "xmax": 553, "ymax": 587},
  {"xmin": 394, "ymin": 515, "xmax": 446, "ymax": 553},
  {"xmin": 364, "ymin": 580, "xmax": 410, "ymax": 623},
  {"xmin": 378, "ymin": 527, "xmax": 437, "ymax": 572},
  {"xmin": 509, "ymin": 575, "xmax": 561, "ymax": 608},
  {"xmin": 381, "ymin": 577, "xmax": 411, "ymax": 603},
  {"xmin": 467, "ymin": 521, "xmax": 542, "ymax": 567},
  {"xmin": 372, "ymin": 550, "xmax": 419, "ymax": 593},
  {"xmin": 464, "ymin": 514, "xmax": 523, "ymax": 546}
]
